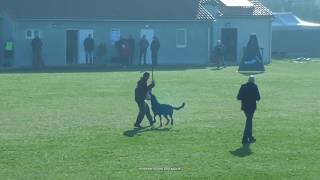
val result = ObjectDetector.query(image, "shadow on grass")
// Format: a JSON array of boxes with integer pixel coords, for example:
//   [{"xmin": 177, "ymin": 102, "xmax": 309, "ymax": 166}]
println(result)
[
  {"xmin": 210, "ymin": 67, "xmax": 224, "ymax": 71},
  {"xmin": 230, "ymin": 144, "xmax": 253, "ymax": 157},
  {"xmin": 123, "ymin": 126, "xmax": 171, "ymax": 137}
]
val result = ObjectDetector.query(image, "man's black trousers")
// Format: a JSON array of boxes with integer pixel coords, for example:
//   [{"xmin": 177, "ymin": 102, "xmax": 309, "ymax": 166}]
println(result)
[
  {"xmin": 242, "ymin": 110, "xmax": 255, "ymax": 143},
  {"xmin": 135, "ymin": 100, "xmax": 153, "ymax": 126}
]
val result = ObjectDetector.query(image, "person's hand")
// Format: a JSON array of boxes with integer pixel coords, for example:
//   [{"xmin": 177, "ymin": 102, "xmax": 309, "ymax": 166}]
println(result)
[{"xmin": 151, "ymin": 80, "xmax": 155, "ymax": 86}]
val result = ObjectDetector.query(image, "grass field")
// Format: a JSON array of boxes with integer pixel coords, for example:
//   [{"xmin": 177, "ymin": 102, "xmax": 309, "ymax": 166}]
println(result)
[{"xmin": 0, "ymin": 60, "xmax": 319, "ymax": 179}]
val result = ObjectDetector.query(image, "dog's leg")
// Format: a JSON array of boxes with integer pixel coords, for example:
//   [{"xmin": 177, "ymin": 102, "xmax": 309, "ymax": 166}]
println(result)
[
  {"xmin": 159, "ymin": 115, "xmax": 163, "ymax": 127},
  {"xmin": 164, "ymin": 115, "xmax": 170, "ymax": 126},
  {"xmin": 153, "ymin": 114, "xmax": 157, "ymax": 123},
  {"xmin": 170, "ymin": 115, "xmax": 174, "ymax": 125}
]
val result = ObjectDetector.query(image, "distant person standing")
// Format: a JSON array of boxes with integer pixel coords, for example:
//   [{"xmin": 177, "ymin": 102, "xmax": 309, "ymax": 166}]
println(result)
[
  {"xmin": 128, "ymin": 35, "xmax": 135, "ymax": 65},
  {"xmin": 237, "ymin": 75, "xmax": 261, "ymax": 144},
  {"xmin": 84, "ymin": 34, "xmax": 95, "ymax": 64},
  {"xmin": 32, "ymin": 34, "xmax": 43, "ymax": 67},
  {"xmin": 120, "ymin": 37, "xmax": 130, "ymax": 66},
  {"xmin": 151, "ymin": 36, "xmax": 160, "ymax": 66},
  {"xmin": 134, "ymin": 72, "xmax": 155, "ymax": 128},
  {"xmin": 214, "ymin": 40, "xmax": 225, "ymax": 68},
  {"xmin": 139, "ymin": 35, "xmax": 149, "ymax": 65},
  {"xmin": 115, "ymin": 38, "xmax": 122, "ymax": 63}
]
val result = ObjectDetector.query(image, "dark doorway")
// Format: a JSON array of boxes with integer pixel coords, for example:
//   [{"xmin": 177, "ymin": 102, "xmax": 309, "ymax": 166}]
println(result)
[
  {"xmin": 66, "ymin": 30, "xmax": 78, "ymax": 64},
  {"xmin": 221, "ymin": 28, "xmax": 237, "ymax": 62}
]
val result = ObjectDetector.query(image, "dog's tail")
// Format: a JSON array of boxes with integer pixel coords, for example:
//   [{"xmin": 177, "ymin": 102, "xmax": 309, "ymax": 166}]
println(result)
[{"xmin": 173, "ymin": 102, "xmax": 186, "ymax": 110}]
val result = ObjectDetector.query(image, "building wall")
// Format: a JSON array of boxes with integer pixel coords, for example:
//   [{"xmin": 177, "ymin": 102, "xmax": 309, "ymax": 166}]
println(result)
[
  {"xmin": 0, "ymin": 12, "xmax": 15, "ymax": 65},
  {"xmin": 212, "ymin": 16, "xmax": 272, "ymax": 64},
  {"xmin": 11, "ymin": 20, "xmax": 211, "ymax": 67},
  {"xmin": 272, "ymin": 29, "xmax": 320, "ymax": 57},
  {"xmin": 0, "ymin": 15, "xmax": 2, "ymax": 64}
]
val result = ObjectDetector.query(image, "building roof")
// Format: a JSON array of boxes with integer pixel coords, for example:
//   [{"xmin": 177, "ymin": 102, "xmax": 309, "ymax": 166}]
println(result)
[
  {"xmin": 201, "ymin": 0, "xmax": 272, "ymax": 17},
  {"xmin": 250, "ymin": 0, "xmax": 272, "ymax": 16},
  {"xmin": 198, "ymin": 4, "xmax": 215, "ymax": 20},
  {"xmin": 273, "ymin": 12, "xmax": 320, "ymax": 31},
  {"xmin": 220, "ymin": 0, "xmax": 253, "ymax": 7},
  {"xmin": 1, "ymin": 0, "xmax": 214, "ymax": 21}
]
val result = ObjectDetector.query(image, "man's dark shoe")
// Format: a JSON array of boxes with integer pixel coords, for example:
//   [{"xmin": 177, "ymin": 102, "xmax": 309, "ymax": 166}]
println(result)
[
  {"xmin": 134, "ymin": 124, "xmax": 142, "ymax": 128},
  {"xmin": 249, "ymin": 137, "xmax": 256, "ymax": 143},
  {"xmin": 242, "ymin": 140, "xmax": 249, "ymax": 145},
  {"xmin": 150, "ymin": 120, "xmax": 156, "ymax": 126}
]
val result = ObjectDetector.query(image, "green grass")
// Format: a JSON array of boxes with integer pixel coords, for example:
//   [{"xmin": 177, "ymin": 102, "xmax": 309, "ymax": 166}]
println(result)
[{"xmin": 0, "ymin": 60, "xmax": 319, "ymax": 179}]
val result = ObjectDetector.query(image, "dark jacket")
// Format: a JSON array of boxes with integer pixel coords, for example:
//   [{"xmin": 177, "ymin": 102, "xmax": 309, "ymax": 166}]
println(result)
[
  {"xmin": 214, "ymin": 44, "xmax": 224, "ymax": 57},
  {"xmin": 32, "ymin": 38, "xmax": 42, "ymax": 52},
  {"xmin": 128, "ymin": 37, "xmax": 135, "ymax": 54},
  {"xmin": 120, "ymin": 40, "xmax": 130, "ymax": 57},
  {"xmin": 139, "ymin": 39, "xmax": 149, "ymax": 51},
  {"xmin": 237, "ymin": 82, "xmax": 260, "ymax": 111},
  {"xmin": 135, "ymin": 79, "xmax": 155, "ymax": 102},
  {"xmin": 84, "ymin": 37, "xmax": 94, "ymax": 52},
  {"xmin": 151, "ymin": 39, "xmax": 160, "ymax": 53}
]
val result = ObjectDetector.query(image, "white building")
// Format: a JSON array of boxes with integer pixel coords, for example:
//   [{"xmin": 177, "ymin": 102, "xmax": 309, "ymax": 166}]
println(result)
[{"xmin": 202, "ymin": 0, "xmax": 273, "ymax": 64}]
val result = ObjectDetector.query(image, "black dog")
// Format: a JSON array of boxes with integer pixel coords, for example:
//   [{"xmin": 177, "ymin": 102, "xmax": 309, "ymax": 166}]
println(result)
[{"xmin": 150, "ymin": 93, "xmax": 185, "ymax": 127}]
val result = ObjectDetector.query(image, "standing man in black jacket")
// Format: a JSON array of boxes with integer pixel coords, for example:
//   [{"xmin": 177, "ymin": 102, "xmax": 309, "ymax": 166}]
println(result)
[
  {"xmin": 214, "ymin": 40, "xmax": 225, "ymax": 68},
  {"xmin": 84, "ymin": 34, "xmax": 95, "ymax": 64},
  {"xmin": 32, "ymin": 34, "xmax": 43, "ymax": 67},
  {"xmin": 128, "ymin": 35, "xmax": 135, "ymax": 65},
  {"xmin": 134, "ymin": 72, "xmax": 155, "ymax": 128},
  {"xmin": 139, "ymin": 35, "xmax": 149, "ymax": 65},
  {"xmin": 237, "ymin": 75, "xmax": 261, "ymax": 144},
  {"xmin": 151, "ymin": 36, "xmax": 160, "ymax": 66}
]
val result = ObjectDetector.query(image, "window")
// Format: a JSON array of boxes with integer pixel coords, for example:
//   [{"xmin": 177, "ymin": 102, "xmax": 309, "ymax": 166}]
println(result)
[
  {"xmin": 26, "ymin": 30, "xmax": 33, "ymax": 39},
  {"xmin": 111, "ymin": 28, "xmax": 121, "ymax": 45},
  {"xmin": 25, "ymin": 29, "xmax": 41, "ymax": 39},
  {"xmin": 34, "ymin": 30, "xmax": 40, "ymax": 37},
  {"xmin": 176, "ymin": 29, "xmax": 187, "ymax": 48}
]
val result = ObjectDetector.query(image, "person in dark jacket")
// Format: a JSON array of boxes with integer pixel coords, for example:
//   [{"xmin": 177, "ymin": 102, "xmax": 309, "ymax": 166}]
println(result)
[
  {"xmin": 134, "ymin": 72, "xmax": 155, "ymax": 128},
  {"xmin": 139, "ymin": 35, "xmax": 149, "ymax": 65},
  {"xmin": 214, "ymin": 40, "xmax": 225, "ymax": 68},
  {"xmin": 84, "ymin": 34, "xmax": 95, "ymax": 64},
  {"xmin": 151, "ymin": 36, "xmax": 160, "ymax": 66},
  {"xmin": 120, "ymin": 37, "xmax": 130, "ymax": 66},
  {"xmin": 237, "ymin": 75, "xmax": 261, "ymax": 144},
  {"xmin": 32, "ymin": 34, "xmax": 43, "ymax": 67},
  {"xmin": 128, "ymin": 35, "xmax": 135, "ymax": 65}
]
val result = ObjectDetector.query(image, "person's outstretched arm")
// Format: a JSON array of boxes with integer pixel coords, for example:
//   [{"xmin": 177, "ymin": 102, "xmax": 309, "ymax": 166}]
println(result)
[
  {"xmin": 237, "ymin": 85, "xmax": 244, "ymax": 100},
  {"xmin": 256, "ymin": 86, "xmax": 261, "ymax": 101},
  {"xmin": 147, "ymin": 81, "xmax": 155, "ymax": 91}
]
